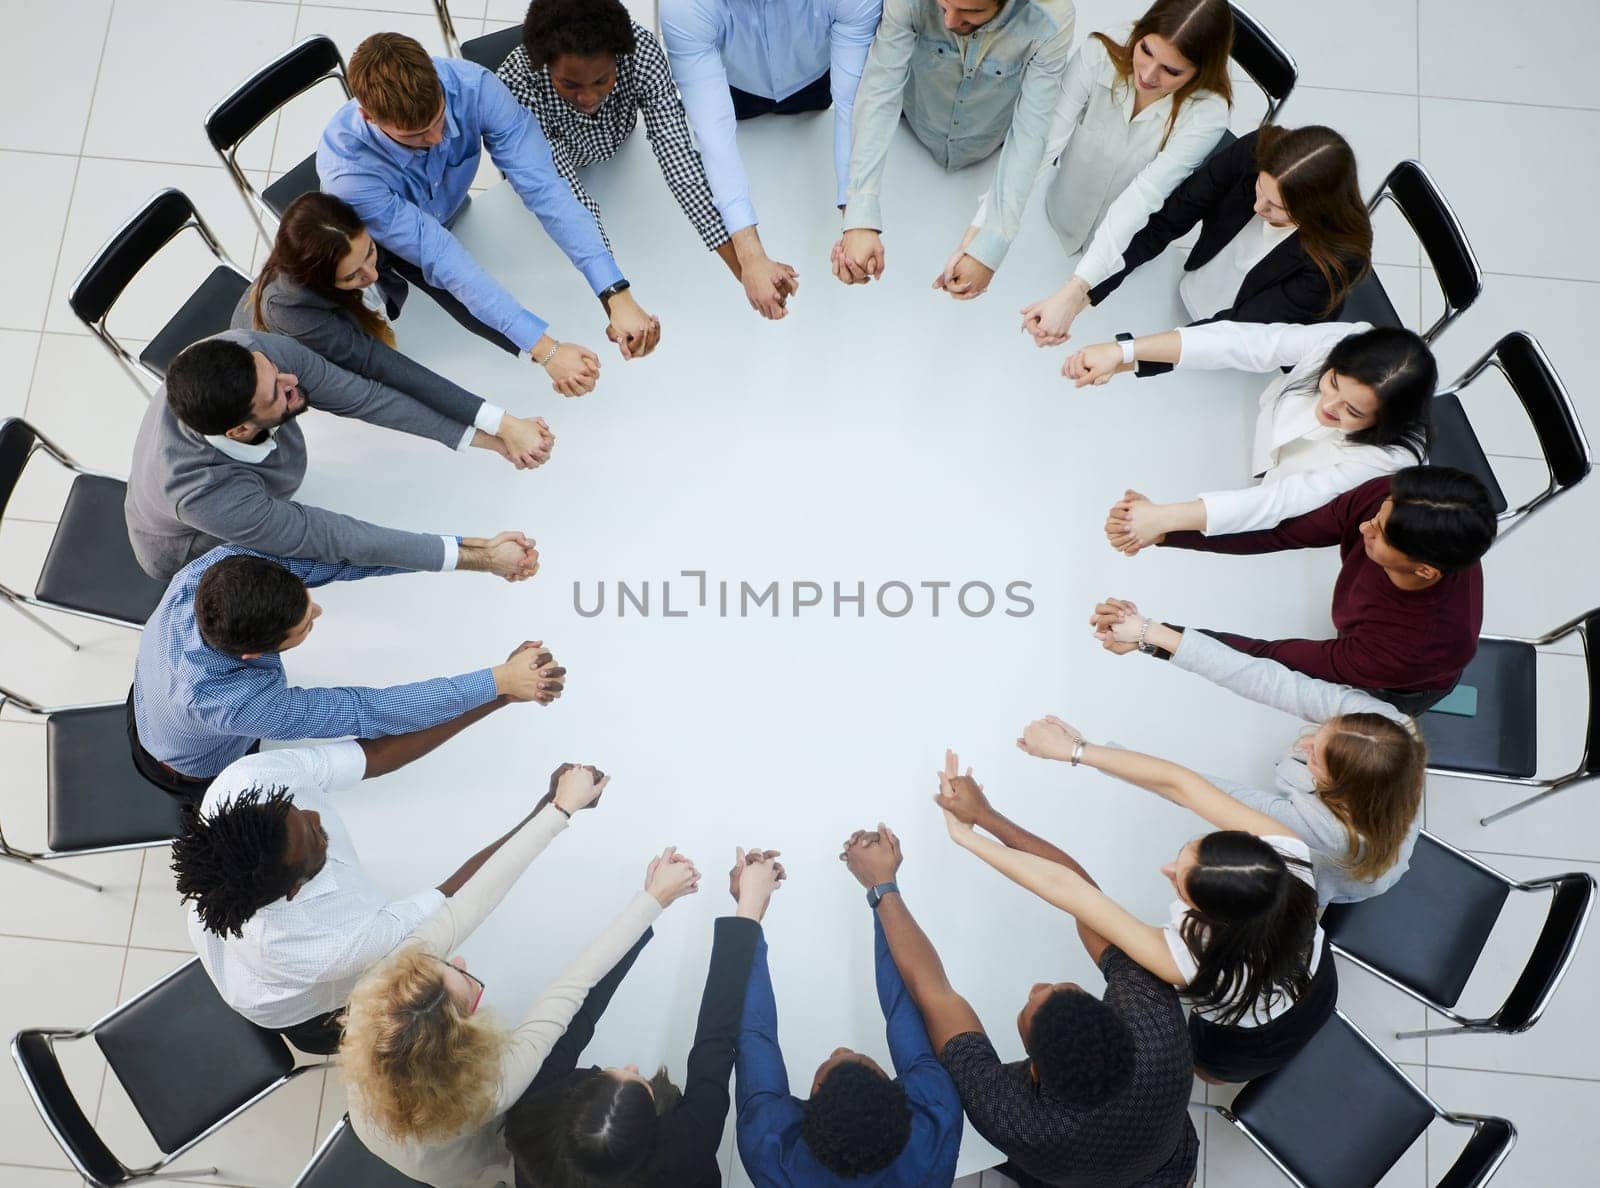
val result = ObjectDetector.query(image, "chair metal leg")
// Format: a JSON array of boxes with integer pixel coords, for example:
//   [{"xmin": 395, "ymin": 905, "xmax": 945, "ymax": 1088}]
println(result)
[
  {"xmin": 0, "ymin": 851, "xmax": 103, "ymax": 893},
  {"xmin": 1396, "ymin": 1023, "xmax": 1488, "ymax": 1040},
  {"xmin": 128, "ymin": 1166, "xmax": 220, "ymax": 1182},
  {"xmin": 0, "ymin": 592, "xmax": 80, "ymax": 651},
  {"xmin": 1480, "ymin": 782, "xmax": 1574, "ymax": 826}
]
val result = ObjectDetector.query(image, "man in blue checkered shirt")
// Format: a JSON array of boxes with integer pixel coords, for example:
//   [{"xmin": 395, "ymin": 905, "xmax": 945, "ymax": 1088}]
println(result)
[{"xmin": 130, "ymin": 546, "xmax": 565, "ymax": 796}]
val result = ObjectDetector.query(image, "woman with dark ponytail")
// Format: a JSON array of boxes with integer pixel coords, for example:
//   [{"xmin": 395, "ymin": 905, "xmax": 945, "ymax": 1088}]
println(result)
[{"xmin": 943, "ymin": 728, "xmax": 1334, "ymax": 1083}]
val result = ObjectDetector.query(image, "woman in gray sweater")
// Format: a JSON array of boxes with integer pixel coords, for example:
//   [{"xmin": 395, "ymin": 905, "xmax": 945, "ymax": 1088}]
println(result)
[
  {"xmin": 233, "ymin": 192, "xmax": 553, "ymax": 466},
  {"xmin": 1092, "ymin": 597, "xmax": 1426, "ymax": 904}
]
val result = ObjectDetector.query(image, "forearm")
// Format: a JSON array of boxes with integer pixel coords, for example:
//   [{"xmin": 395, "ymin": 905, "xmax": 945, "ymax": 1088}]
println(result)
[
  {"xmin": 977, "ymin": 810, "xmax": 1099, "ymax": 890},
  {"xmin": 875, "ymin": 893, "xmax": 957, "ymax": 1003},
  {"xmin": 436, "ymin": 804, "xmax": 531, "ymax": 896},
  {"xmin": 1076, "ymin": 742, "xmax": 1204, "ymax": 809},
  {"xmin": 728, "ymin": 226, "xmax": 766, "ymax": 267},
  {"xmin": 358, "ymin": 696, "xmax": 505, "ymax": 780},
  {"xmin": 714, "ymin": 238, "xmax": 742, "ymax": 278}
]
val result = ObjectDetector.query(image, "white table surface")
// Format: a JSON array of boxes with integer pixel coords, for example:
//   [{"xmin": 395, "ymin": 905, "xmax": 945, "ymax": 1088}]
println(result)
[{"xmin": 289, "ymin": 110, "xmax": 1340, "ymax": 1183}]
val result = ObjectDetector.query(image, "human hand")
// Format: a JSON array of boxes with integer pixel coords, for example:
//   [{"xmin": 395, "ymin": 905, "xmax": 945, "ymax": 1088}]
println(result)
[
  {"xmin": 462, "ymin": 531, "xmax": 539, "ymax": 582},
  {"xmin": 1105, "ymin": 492, "xmax": 1170, "ymax": 555},
  {"xmin": 935, "ymin": 253, "xmax": 994, "ymax": 301},
  {"xmin": 603, "ymin": 291, "xmax": 661, "ymax": 360},
  {"xmin": 728, "ymin": 846, "xmax": 785, "ymax": 900},
  {"xmin": 731, "ymin": 847, "xmax": 785, "ymax": 920},
  {"xmin": 496, "ymin": 415, "xmax": 554, "ymax": 469},
  {"xmin": 1062, "ymin": 342, "xmax": 1126, "ymax": 386},
  {"xmin": 832, "ymin": 229, "xmax": 884, "ymax": 285},
  {"xmin": 1016, "ymin": 715, "xmax": 1084, "ymax": 762},
  {"xmin": 492, "ymin": 641, "xmax": 566, "ymax": 704},
  {"xmin": 1089, "ymin": 596, "xmax": 1143, "ymax": 655},
  {"xmin": 933, "ymin": 748, "xmax": 994, "ymax": 826},
  {"xmin": 645, "ymin": 846, "xmax": 701, "ymax": 907},
  {"xmin": 839, "ymin": 823, "xmax": 903, "ymax": 888},
  {"xmin": 551, "ymin": 763, "xmax": 607, "ymax": 814},
  {"xmin": 742, "ymin": 253, "xmax": 800, "ymax": 318},
  {"xmin": 1019, "ymin": 280, "xmax": 1089, "ymax": 347},
  {"xmin": 537, "ymin": 341, "xmax": 601, "ymax": 397}
]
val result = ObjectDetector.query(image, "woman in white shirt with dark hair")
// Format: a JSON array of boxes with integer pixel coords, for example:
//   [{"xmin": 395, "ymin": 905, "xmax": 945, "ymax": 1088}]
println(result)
[
  {"xmin": 1062, "ymin": 319, "xmax": 1436, "ymax": 548},
  {"xmin": 950, "ymin": 0, "xmax": 1234, "ymax": 316}
]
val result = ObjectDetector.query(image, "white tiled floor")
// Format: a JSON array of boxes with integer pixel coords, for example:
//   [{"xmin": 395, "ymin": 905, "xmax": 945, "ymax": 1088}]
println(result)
[{"xmin": 1, "ymin": 0, "xmax": 1598, "ymax": 1185}]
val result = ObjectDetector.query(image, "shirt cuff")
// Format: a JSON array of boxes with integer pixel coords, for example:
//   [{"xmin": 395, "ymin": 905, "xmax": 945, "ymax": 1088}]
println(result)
[
  {"xmin": 440, "ymin": 535, "xmax": 460, "ymax": 571},
  {"xmin": 964, "ymin": 226, "xmax": 1011, "ymax": 271},
  {"xmin": 842, "ymin": 195, "xmax": 882, "ymax": 232},
  {"xmin": 455, "ymin": 423, "xmax": 476, "ymax": 452},
  {"xmin": 474, "ymin": 402, "xmax": 505, "ymax": 436}
]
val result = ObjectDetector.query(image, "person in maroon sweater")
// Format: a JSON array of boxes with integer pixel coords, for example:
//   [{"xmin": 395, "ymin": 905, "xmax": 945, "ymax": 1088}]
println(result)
[{"xmin": 1097, "ymin": 467, "xmax": 1497, "ymax": 715}]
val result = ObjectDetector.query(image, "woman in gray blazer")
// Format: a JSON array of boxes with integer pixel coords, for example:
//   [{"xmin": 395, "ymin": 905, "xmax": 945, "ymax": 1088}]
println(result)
[{"xmin": 232, "ymin": 192, "xmax": 554, "ymax": 466}]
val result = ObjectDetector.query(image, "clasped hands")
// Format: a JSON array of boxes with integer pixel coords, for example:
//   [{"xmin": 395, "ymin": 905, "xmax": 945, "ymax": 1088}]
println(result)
[{"xmin": 829, "ymin": 228, "xmax": 996, "ymax": 301}]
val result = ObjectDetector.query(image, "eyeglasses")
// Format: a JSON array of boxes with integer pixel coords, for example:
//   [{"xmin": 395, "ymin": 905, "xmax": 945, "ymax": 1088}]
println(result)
[{"xmin": 458, "ymin": 968, "xmax": 485, "ymax": 1015}]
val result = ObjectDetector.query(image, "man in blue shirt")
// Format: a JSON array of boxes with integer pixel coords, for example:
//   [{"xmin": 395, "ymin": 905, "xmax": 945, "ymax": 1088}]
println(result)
[
  {"xmin": 661, "ymin": 0, "xmax": 883, "ymax": 320},
  {"xmin": 734, "ymin": 829, "xmax": 962, "ymax": 1186},
  {"xmin": 318, "ymin": 32, "xmax": 660, "ymax": 397},
  {"xmin": 129, "ymin": 545, "xmax": 566, "ymax": 795}
]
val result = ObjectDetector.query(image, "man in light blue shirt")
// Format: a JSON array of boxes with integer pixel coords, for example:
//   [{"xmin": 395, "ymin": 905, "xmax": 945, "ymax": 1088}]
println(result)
[
  {"xmin": 835, "ymin": 0, "xmax": 1075, "ymax": 300},
  {"xmin": 661, "ymin": 0, "xmax": 883, "ymax": 320},
  {"xmin": 318, "ymin": 33, "xmax": 660, "ymax": 396},
  {"xmin": 130, "ymin": 546, "xmax": 566, "ymax": 787}
]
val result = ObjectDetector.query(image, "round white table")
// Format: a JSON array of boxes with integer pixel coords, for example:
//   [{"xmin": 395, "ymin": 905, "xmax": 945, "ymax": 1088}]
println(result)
[{"xmin": 292, "ymin": 110, "xmax": 1341, "ymax": 1182}]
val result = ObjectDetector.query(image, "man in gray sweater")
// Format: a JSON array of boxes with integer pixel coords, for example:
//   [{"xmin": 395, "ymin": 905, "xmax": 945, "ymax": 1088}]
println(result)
[{"xmin": 126, "ymin": 330, "xmax": 542, "ymax": 580}]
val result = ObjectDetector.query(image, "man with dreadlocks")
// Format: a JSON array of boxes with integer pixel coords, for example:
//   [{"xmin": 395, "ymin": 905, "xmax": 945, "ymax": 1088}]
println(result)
[{"xmin": 175, "ymin": 713, "xmax": 603, "ymax": 1054}]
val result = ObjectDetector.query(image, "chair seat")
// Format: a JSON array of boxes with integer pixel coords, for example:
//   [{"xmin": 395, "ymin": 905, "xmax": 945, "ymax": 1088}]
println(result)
[
  {"xmin": 1230, "ymin": 1015, "xmax": 1436, "ymax": 1188},
  {"xmin": 139, "ymin": 266, "xmax": 252, "ymax": 378},
  {"xmin": 95, "ymin": 961, "xmax": 294, "ymax": 1154},
  {"xmin": 35, "ymin": 474, "xmax": 165, "ymax": 625},
  {"xmin": 1340, "ymin": 271, "xmax": 1401, "ymax": 330},
  {"xmin": 48, "ymin": 705, "xmax": 184, "ymax": 852},
  {"xmin": 1324, "ymin": 834, "xmax": 1510, "ymax": 1008},
  {"xmin": 461, "ymin": 25, "xmax": 521, "ymax": 71},
  {"xmin": 1420, "ymin": 638, "xmax": 1538, "ymax": 777},
  {"xmin": 263, "ymin": 154, "xmax": 321, "ymax": 217},
  {"xmin": 1429, "ymin": 393, "xmax": 1510, "ymax": 514},
  {"xmin": 296, "ymin": 1120, "xmax": 429, "ymax": 1187}
]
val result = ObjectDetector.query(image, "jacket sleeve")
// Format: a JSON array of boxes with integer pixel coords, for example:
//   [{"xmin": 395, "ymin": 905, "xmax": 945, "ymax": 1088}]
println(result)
[{"xmin": 271, "ymin": 333, "xmax": 470, "ymax": 448}]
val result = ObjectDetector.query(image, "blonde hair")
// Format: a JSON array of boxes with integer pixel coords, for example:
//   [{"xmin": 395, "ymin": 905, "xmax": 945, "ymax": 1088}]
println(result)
[
  {"xmin": 349, "ymin": 32, "xmax": 443, "ymax": 130},
  {"xmin": 1316, "ymin": 713, "xmax": 1427, "ymax": 881},
  {"xmin": 339, "ymin": 945, "xmax": 508, "ymax": 1143}
]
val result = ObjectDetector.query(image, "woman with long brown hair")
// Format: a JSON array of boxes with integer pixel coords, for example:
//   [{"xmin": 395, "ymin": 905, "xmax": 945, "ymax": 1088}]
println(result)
[
  {"xmin": 1090, "ymin": 599, "xmax": 1426, "ymax": 904},
  {"xmin": 231, "ymin": 192, "xmax": 553, "ymax": 466},
  {"xmin": 1029, "ymin": 123, "xmax": 1374, "ymax": 347}
]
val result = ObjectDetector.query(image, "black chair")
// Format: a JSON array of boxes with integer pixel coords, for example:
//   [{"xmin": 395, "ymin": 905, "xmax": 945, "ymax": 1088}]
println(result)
[
  {"xmin": 1229, "ymin": 3, "xmax": 1297, "ymax": 124},
  {"xmin": 1324, "ymin": 833, "xmax": 1595, "ymax": 1039},
  {"xmin": 292, "ymin": 1116, "xmax": 428, "ymax": 1187},
  {"xmin": 67, "ymin": 188, "xmax": 253, "ymax": 392},
  {"xmin": 1341, "ymin": 159, "xmax": 1483, "ymax": 344},
  {"xmin": 1427, "ymin": 331, "xmax": 1590, "ymax": 539},
  {"xmin": 10, "ymin": 958, "xmax": 321, "ymax": 1186},
  {"xmin": 1419, "ymin": 607, "xmax": 1600, "ymax": 825},
  {"xmin": 462, "ymin": 24, "xmax": 523, "ymax": 72},
  {"xmin": 1203, "ymin": 1010, "xmax": 1515, "ymax": 1188},
  {"xmin": 0, "ymin": 683, "xmax": 183, "ymax": 892},
  {"xmin": 206, "ymin": 35, "xmax": 350, "ymax": 245},
  {"xmin": 0, "ymin": 418, "xmax": 165, "ymax": 650}
]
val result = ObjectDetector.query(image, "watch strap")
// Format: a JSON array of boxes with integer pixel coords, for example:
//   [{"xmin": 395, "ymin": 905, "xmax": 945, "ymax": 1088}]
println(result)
[{"xmin": 866, "ymin": 881, "xmax": 899, "ymax": 909}]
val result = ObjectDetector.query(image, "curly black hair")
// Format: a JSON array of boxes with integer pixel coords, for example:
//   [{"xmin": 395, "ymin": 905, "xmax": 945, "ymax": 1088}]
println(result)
[
  {"xmin": 801, "ymin": 1061, "xmax": 911, "ymax": 1177},
  {"xmin": 1026, "ymin": 986, "xmax": 1136, "ymax": 1106},
  {"xmin": 520, "ymin": 0, "xmax": 637, "ymax": 70},
  {"xmin": 172, "ymin": 786, "xmax": 301, "ymax": 937}
]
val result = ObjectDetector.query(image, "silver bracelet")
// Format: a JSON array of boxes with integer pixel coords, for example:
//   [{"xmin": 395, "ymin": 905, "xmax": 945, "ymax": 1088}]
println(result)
[
  {"xmin": 1069, "ymin": 738, "xmax": 1087, "ymax": 766},
  {"xmin": 532, "ymin": 340, "xmax": 560, "ymax": 367}
]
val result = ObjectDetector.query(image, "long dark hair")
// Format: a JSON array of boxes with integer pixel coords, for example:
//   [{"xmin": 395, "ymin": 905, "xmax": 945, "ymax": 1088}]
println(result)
[
  {"xmin": 1280, "ymin": 325, "xmax": 1436, "ymax": 460},
  {"xmin": 1255, "ymin": 126, "xmax": 1373, "ymax": 315},
  {"xmin": 505, "ymin": 1067, "xmax": 680, "ymax": 1186},
  {"xmin": 251, "ymin": 191, "xmax": 395, "ymax": 346},
  {"xmin": 1092, "ymin": 0, "xmax": 1234, "ymax": 148},
  {"xmin": 1177, "ymin": 831, "xmax": 1320, "ymax": 1026}
]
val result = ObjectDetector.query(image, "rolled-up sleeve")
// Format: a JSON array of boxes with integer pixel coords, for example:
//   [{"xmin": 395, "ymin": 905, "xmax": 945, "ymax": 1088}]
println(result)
[{"xmin": 663, "ymin": 0, "xmax": 757, "ymax": 234}]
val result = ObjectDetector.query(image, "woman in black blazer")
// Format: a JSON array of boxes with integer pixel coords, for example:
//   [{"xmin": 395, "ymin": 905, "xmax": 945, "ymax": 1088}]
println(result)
[
  {"xmin": 504, "ymin": 849, "xmax": 785, "ymax": 1188},
  {"xmin": 1027, "ymin": 126, "xmax": 1373, "ymax": 353}
]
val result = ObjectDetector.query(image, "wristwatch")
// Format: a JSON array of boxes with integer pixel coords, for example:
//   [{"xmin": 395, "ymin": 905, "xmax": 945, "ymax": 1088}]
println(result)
[
  {"xmin": 1115, "ymin": 330, "xmax": 1137, "ymax": 365},
  {"xmin": 597, "ymin": 279, "xmax": 631, "ymax": 304},
  {"xmin": 866, "ymin": 882, "xmax": 899, "ymax": 910}
]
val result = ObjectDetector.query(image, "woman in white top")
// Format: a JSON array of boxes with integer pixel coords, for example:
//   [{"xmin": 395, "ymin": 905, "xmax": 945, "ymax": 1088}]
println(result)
[
  {"xmin": 939, "ymin": 733, "xmax": 1332, "ymax": 1083},
  {"xmin": 1064, "ymin": 319, "xmax": 1436, "ymax": 544},
  {"xmin": 339, "ymin": 766, "xmax": 703, "ymax": 1187},
  {"xmin": 962, "ymin": 0, "xmax": 1233, "ymax": 332},
  {"xmin": 1091, "ymin": 600, "xmax": 1427, "ymax": 905}
]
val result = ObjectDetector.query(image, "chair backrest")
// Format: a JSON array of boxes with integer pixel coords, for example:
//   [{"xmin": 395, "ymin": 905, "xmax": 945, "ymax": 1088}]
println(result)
[
  {"xmin": 68, "ymin": 189, "xmax": 202, "ymax": 329},
  {"xmin": 207, "ymin": 35, "xmax": 347, "ymax": 155},
  {"xmin": 1435, "ymin": 1117, "xmax": 1517, "ymax": 1188},
  {"xmin": 11, "ymin": 1032, "xmax": 129, "ymax": 1186},
  {"xmin": 1229, "ymin": 1012, "xmax": 1436, "ymax": 1188},
  {"xmin": 461, "ymin": 24, "xmax": 523, "ymax": 72},
  {"xmin": 1229, "ymin": 3, "xmax": 1297, "ymax": 123},
  {"xmin": 1371, "ymin": 160, "xmax": 1483, "ymax": 341},
  {"xmin": 294, "ymin": 1116, "xmax": 431, "ymax": 1187},
  {"xmin": 1496, "ymin": 872, "xmax": 1596, "ymax": 1031},
  {"xmin": 0, "ymin": 417, "xmax": 38, "ymax": 521}
]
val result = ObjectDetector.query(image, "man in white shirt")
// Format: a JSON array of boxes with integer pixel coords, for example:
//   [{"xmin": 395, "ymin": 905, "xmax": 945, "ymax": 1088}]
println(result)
[{"xmin": 174, "ymin": 695, "xmax": 595, "ymax": 1053}]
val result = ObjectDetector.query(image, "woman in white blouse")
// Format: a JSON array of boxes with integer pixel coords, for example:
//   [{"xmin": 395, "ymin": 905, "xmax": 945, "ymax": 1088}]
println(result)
[
  {"xmin": 1064, "ymin": 319, "xmax": 1436, "ymax": 545},
  {"xmin": 339, "ymin": 766, "xmax": 702, "ymax": 1188},
  {"xmin": 950, "ymin": 0, "xmax": 1234, "ymax": 322}
]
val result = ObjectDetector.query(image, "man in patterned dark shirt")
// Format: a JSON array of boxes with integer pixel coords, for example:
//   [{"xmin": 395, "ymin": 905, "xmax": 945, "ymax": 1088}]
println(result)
[
  {"xmin": 877, "ymin": 767, "xmax": 1200, "ymax": 1187},
  {"xmin": 498, "ymin": 0, "xmax": 739, "ymax": 289}
]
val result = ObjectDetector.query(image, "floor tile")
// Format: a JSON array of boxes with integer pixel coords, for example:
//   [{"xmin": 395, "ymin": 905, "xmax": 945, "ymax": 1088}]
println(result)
[
  {"xmin": 1425, "ymin": 1065, "xmax": 1596, "ymax": 1185},
  {"xmin": 0, "ymin": 0, "xmax": 113, "ymax": 155},
  {"xmin": 1420, "ymin": 0, "xmax": 1600, "ymax": 110},
  {"xmin": 0, "ymin": 152, "xmax": 78, "ymax": 332},
  {"xmin": 1214, "ymin": 0, "xmax": 1418, "ymax": 96},
  {"xmin": 83, "ymin": 0, "xmax": 298, "ymax": 170},
  {"xmin": 0, "ymin": 1164, "xmax": 89, "ymax": 1186},
  {"xmin": 127, "ymin": 846, "xmax": 195, "ymax": 954},
  {"xmin": 0, "ymin": 934, "xmax": 126, "ymax": 1171},
  {"xmin": 43, "ymin": 156, "xmax": 262, "ymax": 339},
  {"xmin": 0, "ymin": 330, "xmax": 41, "ymax": 424},
  {"xmin": 21, "ymin": 332, "xmax": 153, "ymax": 481},
  {"xmin": 1420, "ymin": 98, "xmax": 1600, "ymax": 283}
]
